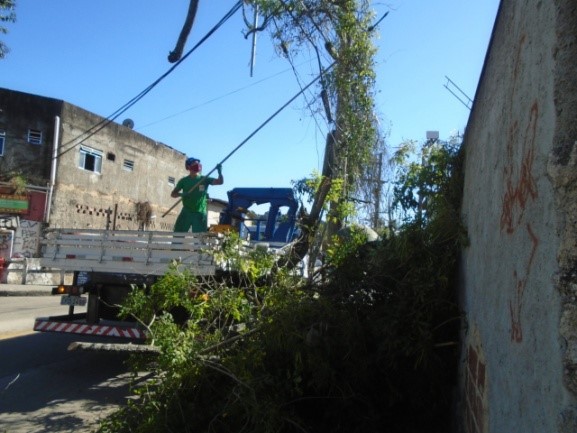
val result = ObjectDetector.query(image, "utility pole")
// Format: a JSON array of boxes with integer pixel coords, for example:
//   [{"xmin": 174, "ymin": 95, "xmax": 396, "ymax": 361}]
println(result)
[
  {"xmin": 372, "ymin": 153, "xmax": 383, "ymax": 229},
  {"xmin": 250, "ymin": 5, "xmax": 258, "ymax": 77}
]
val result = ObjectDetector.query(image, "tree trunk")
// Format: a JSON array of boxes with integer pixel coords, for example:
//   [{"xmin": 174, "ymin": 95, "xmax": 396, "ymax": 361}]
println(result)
[
  {"xmin": 168, "ymin": 0, "xmax": 200, "ymax": 63},
  {"xmin": 274, "ymin": 130, "xmax": 336, "ymax": 273}
]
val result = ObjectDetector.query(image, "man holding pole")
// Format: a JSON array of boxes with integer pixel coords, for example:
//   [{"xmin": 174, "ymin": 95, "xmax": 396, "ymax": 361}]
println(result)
[{"xmin": 171, "ymin": 157, "xmax": 224, "ymax": 232}]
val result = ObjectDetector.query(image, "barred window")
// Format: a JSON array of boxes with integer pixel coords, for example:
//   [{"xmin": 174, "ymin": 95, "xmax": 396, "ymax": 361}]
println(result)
[
  {"xmin": 123, "ymin": 159, "xmax": 134, "ymax": 172},
  {"xmin": 27, "ymin": 129, "xmax": 42, "ymax": 145}
]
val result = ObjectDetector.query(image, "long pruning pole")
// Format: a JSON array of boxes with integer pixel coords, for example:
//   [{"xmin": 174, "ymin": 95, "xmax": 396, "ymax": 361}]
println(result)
[{"xmin": 162, "ymin": 62, "xmax": 335, "ymax": 218}]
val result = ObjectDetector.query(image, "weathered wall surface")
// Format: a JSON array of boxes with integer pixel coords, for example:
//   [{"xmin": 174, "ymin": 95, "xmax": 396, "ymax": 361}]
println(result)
[
  {"xmin": 0, "ymin": 88, "xmax": 227, "ymax": 260},
  {"xmin": 51, "ymin": 102, "xmax": 186, "ymax": 231},
  {"xmin": 0, "ymin": 88, "xmax": 61, "ymax": 184},
  {"xmin": 459, "ymin": 1, "xmax": 577, "ymax": 432},
  {"xmin": 0, "ymin": 87, "xmax": 188, "ymax": 231}
]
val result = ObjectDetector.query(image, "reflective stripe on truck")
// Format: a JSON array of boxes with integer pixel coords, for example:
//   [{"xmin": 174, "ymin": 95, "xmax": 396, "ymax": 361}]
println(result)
[{"xmin": 33, "ymin": 316, "xmax": 146, "ymax": 340}]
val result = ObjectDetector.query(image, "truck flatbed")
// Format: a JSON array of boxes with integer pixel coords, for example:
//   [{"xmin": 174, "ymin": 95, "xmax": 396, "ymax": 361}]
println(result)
[
  {"xmin": 40, "ymin": 229, "xmax": 220, "ymax": 276},
  {"xmin": 33, "ymin": 227, "xmax": 295, "ymax": 341}
]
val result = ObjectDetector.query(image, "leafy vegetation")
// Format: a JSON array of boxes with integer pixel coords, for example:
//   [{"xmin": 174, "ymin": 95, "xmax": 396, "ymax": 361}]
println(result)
[
  {"xmin": 0, "ymin": 0, "xmax": 15, "ymax": 59},
  {"xmin": 246, "ymin": 0, "xmax": 384, "ymax": 238},
  {"xmin": 99, "ymin": 138, "xmax": 465, "ymax": 433},
  {"xmin": 0, "ymin": 173, "xmax": 27, "ymax": 195},
  {"xmin": 98, "ymin": 3, "xmax": 463, "ymax": 432},
  {"xmin": 391, "ymin": 136, "xmax": 464, "ymax": 228}
]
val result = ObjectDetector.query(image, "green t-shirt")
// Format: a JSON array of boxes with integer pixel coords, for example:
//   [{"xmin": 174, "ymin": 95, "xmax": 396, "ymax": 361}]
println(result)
[{"xmin": 176, "ymin": 175, "xmax": 215, "ymax": 213}]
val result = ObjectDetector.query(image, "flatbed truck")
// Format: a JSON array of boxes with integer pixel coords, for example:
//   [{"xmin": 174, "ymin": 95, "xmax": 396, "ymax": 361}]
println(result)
[
  {"xmin": 33, "ymin": 228, "xmax": 221, "ymax": 340},
  {"xmin": 33, "ymin": 187, "xmax": 302, "ymax": 342}
]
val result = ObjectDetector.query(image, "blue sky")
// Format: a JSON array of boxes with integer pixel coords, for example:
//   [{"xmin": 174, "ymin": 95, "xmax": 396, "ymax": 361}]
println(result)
[{"xmin": 1, "ymin": 1, "xmax": 500, "ymax": 202}]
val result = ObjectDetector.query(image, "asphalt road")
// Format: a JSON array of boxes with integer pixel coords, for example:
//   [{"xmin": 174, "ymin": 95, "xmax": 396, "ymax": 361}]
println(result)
[
  {"xmin": 0, "ymin": 295, "xmax": 145, "ymax": 433},
  {"xmin": 0, "ymin": 294, "xmax": 85, "ymax": 340}
]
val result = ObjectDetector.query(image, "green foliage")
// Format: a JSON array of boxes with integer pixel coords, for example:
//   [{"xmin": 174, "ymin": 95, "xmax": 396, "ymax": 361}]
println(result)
[
  {"xmin": 328, "ymin": 0, "xmax": 379, "ymax": 175},
  {"xmin": 99, "ymin": 3, "xmax": 465, "ymax": 431},
  {"xmin": 391, "ymin": 137, "xmax": 463, "ymax": 228},
  {"xmin": 291, "ymin": 171, "xmax": 321, "ymax": 205},
  {"xmin": 99, "ymin": 237, "xmax": 309, "ymax": 433},
  {"xmin": 325, "ymin": 224, "xmax": 372, "ymax": 268},
  {"xmin": 0, "ymin": 173, "xmax": 27, "ymax": 194},
  {"xmin": 317, "ymin": 140, "xmax": 465, "ymax": 430},
  {"xmin": 0, "ymin": 0, "xmax": 15, "ymax": 59},
  {"xmin": 119, "ymin": 265, "xmax": 199, "ymax": 325},
  {"xmin": 250, "ymin": 0, "xmax": 381, "ymax": 230},
  {"xmin": 9, "ymin": 174, "xmax": 26, "ymax": 194},
  {"xmin": 291, "ymin": 170, "xmax": 343, "ymax": 205},
  {"xmin": 214, "ymin": 231, "xmax": 277, "ymax": 283},
  {"xmin": 293, "ymin": 171, "xmax": 354, "ymax": 227},
  {"xmin": 100, "ymin": 135, "xmax": 465, "ymax": 432}
]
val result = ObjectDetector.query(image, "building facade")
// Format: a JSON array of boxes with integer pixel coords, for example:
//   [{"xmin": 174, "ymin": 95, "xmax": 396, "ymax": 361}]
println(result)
[
  {"xmin": 0, "ymin": 87, "xmax": 225, "ymax": 261},
  {"xmin": 458, "ymin": 1, "xmax": 577, "ymax": 432}
]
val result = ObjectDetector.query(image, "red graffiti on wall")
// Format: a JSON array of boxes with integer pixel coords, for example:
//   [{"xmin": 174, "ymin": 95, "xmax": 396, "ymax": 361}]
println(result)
[
  {"xmin": 500, "ymin": 101, "xmax": 539, "ymax": 343},
  {"xmin": 508, "ymin": 224, "xmax": 539, "ymax": 342},
  {"xmin": 500, "ymin": 103, "xmax": 538, "ymax": 233}
]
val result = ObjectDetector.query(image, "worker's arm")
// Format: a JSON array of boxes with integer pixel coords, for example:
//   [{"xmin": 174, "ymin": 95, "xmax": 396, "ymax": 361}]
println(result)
[
  {"xmin": 171, "ymin": 181, "xmax": 183, "ymax": 198},
  {"xmin": 170, "ymin": 188, "xmax": 181, "ymax": 198},
  {"xmin": 211, "ymin": 164, "xmax": 224, "ymax": 186}
]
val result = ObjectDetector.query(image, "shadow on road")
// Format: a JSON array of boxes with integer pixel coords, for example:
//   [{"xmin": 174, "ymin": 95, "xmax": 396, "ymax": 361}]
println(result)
[{"xmin": 0, "ymin": 332, "xmax": 151, "ymax": 433}]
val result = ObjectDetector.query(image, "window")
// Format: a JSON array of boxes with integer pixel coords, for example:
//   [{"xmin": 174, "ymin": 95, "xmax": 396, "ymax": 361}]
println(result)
[
  {"xmin": 79, "ymin": 146, "xmax": 103, "ymax": 173},
  {"xmin": 27, "ymin": 129, "xmax": 42, "ymax": 145},
  {"xmin": 0, "ymin": 130, "xmax": 5, "ymax": 156},
  {"xmin": 168, "ymin": 176, "xmax": 176, "ymax": 187},
  {"xmin": 123, "ymin": 159, "xmax": 134, "ymax": 172},
  {"xmin": 107, "ymin": 152, "xmax": 116, "ymax": 161}
]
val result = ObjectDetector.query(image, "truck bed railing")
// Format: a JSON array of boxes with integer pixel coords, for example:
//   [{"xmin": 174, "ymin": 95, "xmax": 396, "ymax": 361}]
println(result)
[{"xmin": 41, "ymin": 229, "xmax": 222, "ymax": 276}]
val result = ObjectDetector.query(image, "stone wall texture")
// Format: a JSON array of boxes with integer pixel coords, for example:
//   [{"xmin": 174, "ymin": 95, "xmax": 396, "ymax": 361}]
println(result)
[{"xmin": 459, "ymin": 1, "xmax": 577, "ymax": 432}]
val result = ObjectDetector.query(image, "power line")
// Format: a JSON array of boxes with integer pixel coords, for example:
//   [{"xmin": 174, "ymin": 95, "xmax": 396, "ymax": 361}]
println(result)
[
  {"xmin": 162, "ymin": 61, "xmax": 336, "ymax": 217},
  {"xmin": 56, "ymin": 1, "xmax": 243, "ymax": 159},
  {"xmin": 136, "ymin": 66, "xmax": 298, "ymax": 131}
]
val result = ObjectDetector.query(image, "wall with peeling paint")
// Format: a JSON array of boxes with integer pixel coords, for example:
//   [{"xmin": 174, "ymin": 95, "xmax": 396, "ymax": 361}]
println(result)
[{"xmin": 459, "ymin": 1, "xmax": 577, "ymax": 432}]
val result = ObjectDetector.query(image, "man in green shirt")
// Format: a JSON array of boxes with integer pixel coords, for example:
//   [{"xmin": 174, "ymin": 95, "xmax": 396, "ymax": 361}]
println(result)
[{"xmin": 171, "ymin": 157, "xmax": 224, "ymax": 232}]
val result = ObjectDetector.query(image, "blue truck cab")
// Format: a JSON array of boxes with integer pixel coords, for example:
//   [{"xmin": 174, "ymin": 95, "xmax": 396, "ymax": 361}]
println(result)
[{"xmin": 218, "ymin": 187, "xmax": 299, "ymax": 244}]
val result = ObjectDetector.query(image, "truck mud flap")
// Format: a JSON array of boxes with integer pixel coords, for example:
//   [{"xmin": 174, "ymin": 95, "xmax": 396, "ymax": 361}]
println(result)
[{"xmin": 33, "ymin": 315, "xmax": 146, "ymax": 340}]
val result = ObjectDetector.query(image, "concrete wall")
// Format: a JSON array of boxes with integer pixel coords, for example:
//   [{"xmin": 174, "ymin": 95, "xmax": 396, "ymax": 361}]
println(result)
[
  {"xmin": 0, "ymin": 88, "xmax": 227, "ymax": 257},
  {"xmin": 51, "ymin": 102, "xmax": 226, "ymax": 231},
  {"xmin": 459, "ymin": 1, "xmax": 577, "ymax": 432},
  {"xmin": 51, "ymin": 102, "xmax": 185, "ymax": 230},
  {"xmin": 0, "ymin": 88, "xmax": 61, "ymax": 184},
  {"xmin": 0, "ymin": 87, "xmax": 188, "ymax": 231}
]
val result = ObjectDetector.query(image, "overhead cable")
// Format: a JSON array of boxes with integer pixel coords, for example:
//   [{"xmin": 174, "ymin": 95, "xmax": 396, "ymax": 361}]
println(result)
[
  {"xmin": 56, "ymin": 1, "xmax": 243, "ymax": 159},
  {"xmin": 162, "ymin": 61, "xmax": 337, "ymax": 217}
]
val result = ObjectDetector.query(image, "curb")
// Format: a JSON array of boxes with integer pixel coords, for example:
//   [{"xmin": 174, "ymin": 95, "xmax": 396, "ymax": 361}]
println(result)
[
  {"xmin": 0, "ymin": 290, "xmax": 53, "ymax": 296},
  {"xmin": 0, "ymin": 285, "xmax": 53, "ymax": 296}
]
